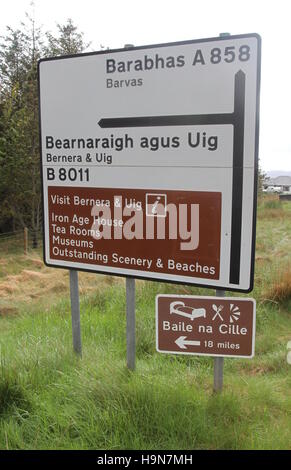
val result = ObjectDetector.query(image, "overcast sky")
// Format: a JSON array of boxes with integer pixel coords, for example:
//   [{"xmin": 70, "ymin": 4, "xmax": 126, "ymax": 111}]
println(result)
[{"xmin": 0, "ymin": 0, "xmax": 290, "ymax": 172}]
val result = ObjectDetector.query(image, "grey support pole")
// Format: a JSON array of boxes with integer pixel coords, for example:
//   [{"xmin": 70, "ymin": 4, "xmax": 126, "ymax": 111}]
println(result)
[
  {"xmin": 123, "ymin": 43, "xmax": 136, "ymax": 371},
  {"xmin": 214, "ymin": 356, "xmax": 224, "ymax": 392},
  {"xmin": 69, "ymin": 269, "xmax": 82, "ymax": 356},
  {"xmin": 213, "ymin": 32, "xmax": 231, "ymax": 392},
  {"xmin": 214, "ymin": 289, "xmax": 225, "ymax": 392},
  {"xmin": 126, "ymin": 277, "xmax": 136, "ymax": 370}
]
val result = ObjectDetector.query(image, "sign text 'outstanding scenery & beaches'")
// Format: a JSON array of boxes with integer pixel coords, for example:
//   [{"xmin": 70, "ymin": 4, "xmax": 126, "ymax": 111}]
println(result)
[{"xmin": 38, "ymin": 34, "xmax": 261, "ymax": 292}]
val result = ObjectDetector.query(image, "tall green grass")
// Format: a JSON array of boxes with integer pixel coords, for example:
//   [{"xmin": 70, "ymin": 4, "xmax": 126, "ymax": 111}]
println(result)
[
  {"xmin": 0, "ymin": 197, "xmax": 291, "ymax": 449},
  {"xmin": 0, "ymin": 281, "xmax": 290, "ymax": 450}
]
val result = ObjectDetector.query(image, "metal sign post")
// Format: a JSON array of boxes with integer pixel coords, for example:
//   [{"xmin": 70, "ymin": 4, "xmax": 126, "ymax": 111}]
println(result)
[
  {"xmin": 124, "ymin": 44, "xmax": 136, "ymax": 372},
  {"xmin": 126, "ymin": 277, "xmax": 136, "ymax": 370},
  {"xmin": 69, "ymin": 269, "xmax": 82, "ymax": 356},
  {"xmin": 214, "ymin": 289, "xmax": 225, "ymax": 392},
  {"xmin": 212, "ymin": 34, "xmax": 229, "ymax": 393}
]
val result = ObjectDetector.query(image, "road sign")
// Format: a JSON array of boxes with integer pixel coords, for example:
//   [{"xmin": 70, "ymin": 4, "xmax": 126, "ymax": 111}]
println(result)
[
  {"xmin": 156, "ymin": 295, "xmax": 256, "ymax": 358},
  {"xmin": 38, "ymin": 34, "xmax": 261, "ymax": 291}
]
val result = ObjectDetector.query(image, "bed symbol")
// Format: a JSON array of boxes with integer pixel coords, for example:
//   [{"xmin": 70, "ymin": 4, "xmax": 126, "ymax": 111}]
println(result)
[{"xmin": 169, "ymin": 301, "xmax": 206, "ymax": 321}]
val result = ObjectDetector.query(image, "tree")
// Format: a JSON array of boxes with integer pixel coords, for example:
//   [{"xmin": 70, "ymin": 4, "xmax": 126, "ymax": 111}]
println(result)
[
  {"xmin": 0, "ymin": 14, "xmax": 92, "ymax": 242},
  {"xmin": 0, "ymin": 13, "xmax": 43, "ymax": 245},
  {"xmin": 45, "ymin": 18, "xmax": 90, "ymax": 56},
  {"xmin": 0, "ymin": 27, "xmax": 30, "ymax": 98},
  {"xmin": 258, "ymin": 160, "xmax": 268, "ymax": 198}
]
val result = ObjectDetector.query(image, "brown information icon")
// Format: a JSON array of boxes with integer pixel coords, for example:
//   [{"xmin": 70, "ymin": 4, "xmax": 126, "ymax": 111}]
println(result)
[{"xmin": 156, "ymin": 295, "xmax": 256, "ymax": 358}]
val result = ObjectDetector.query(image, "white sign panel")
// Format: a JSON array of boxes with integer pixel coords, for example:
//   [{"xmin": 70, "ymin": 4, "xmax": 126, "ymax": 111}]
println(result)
[{"xmin": 38, "ymin": 34, "xmax": 261, "ymax": 292}]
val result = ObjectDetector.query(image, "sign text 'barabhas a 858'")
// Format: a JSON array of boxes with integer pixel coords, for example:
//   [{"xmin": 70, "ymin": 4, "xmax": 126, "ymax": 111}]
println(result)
[{"xmin": 38, "ymin": 34, "xmax": 261, "ymax": 292}]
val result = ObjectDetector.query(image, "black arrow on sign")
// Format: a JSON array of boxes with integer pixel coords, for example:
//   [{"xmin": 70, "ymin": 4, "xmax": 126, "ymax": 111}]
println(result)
[
  {"xmin": 98, "ymin": 70, "xmax": 246, "ymax": 286},
  {"xmin": 98, "ymin": 113, "xmax": 234, "ymax": 128}
]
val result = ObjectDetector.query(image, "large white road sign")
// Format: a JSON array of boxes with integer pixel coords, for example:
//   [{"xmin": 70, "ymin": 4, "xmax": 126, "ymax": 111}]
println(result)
[{"xmin": 38, "ymin": 34, "xmax": 261, "ymax": 292}]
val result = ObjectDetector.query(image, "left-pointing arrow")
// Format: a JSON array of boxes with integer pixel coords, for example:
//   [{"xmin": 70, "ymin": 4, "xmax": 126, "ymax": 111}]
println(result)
[{"xmin": 175, "ymin": 336, "xmax": 201, "ymax": 349}]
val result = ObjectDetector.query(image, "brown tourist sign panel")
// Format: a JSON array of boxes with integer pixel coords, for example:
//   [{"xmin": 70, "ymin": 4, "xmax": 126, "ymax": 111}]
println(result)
[
  {"xmin": 156, "ymin": 295, "xmax": 256, "ymax": 358},
  {"xmin": 47, "ymin": 186, "xmax": 221, "ymax": 280}
]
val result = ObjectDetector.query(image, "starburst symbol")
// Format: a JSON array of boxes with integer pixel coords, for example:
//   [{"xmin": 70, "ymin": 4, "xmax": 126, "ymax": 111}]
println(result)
[{"xmin": 229, "ymin": 304, "xmax": 240, "ymax": 323}]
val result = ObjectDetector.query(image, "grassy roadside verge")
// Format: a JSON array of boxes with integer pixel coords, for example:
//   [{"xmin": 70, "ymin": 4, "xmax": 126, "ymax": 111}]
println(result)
[{"xmin": 0, "ymin": 196, "xmax": 290, "ymax": 450}]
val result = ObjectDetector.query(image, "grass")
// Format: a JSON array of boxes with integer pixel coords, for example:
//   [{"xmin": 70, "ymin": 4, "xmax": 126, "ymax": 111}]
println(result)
[
  {"xmin": 0, "ymin": 195, "xmax": 290, "ymax": 450},
  {"xmin": 0, "ymin": 285, "xmax": 290, "ymax": 450},
  {"xmin": 262, "ymin": 265, "xmax": 291, "ymax": 302}
]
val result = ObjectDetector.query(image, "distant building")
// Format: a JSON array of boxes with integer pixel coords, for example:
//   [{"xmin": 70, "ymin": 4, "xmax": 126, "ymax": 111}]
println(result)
[{"xmin": 263, "ymin": 176, "xmax": 291, "ymax": 193}]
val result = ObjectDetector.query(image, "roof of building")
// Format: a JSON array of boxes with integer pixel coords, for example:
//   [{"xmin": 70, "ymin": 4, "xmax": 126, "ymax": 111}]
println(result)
[{"xmin": 265, "ymin": 176, "xmax": 291, "ymax": 186}]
